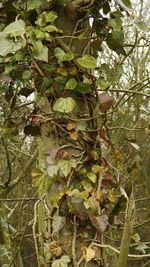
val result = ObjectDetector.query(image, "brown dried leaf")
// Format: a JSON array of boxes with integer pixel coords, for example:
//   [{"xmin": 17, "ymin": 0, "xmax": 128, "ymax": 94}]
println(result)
[
  {"xmin": 70, "ymin": 131, "xmax": 78, "ymax": 140},
  {"xmin": 81, "ymin": 246, "xmax": 96, "ymax": 262},
  {"xmin": 99, "ymin": 93, "xmax": 113, "ymax": 112},
  {"xmin": 49, "ymin": 241, "xmax": 62, "ymax": 257},
  {"xmin": 66, "ymin": 122, "xmax": 76, "ymax": 131},
  {"xmin": 90, "ymin": 215, "xmax": 109, "ymax": 233}
]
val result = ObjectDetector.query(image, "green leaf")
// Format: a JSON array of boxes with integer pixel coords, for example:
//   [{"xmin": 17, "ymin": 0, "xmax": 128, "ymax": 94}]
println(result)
[
  {"xmin": 52, "ymin": 215, "xmax": 66, "ymax": 234},
  {"xmin": 36, "ymin": 11, "xmax": 58, "ymax": 26},
  {"xmin": 116, "ymin": 0, "xmax": 132, "ymax": 9},
  {"xmin": 54, "ymin": 47, "xmax": 74, "ymax": 62},
  {"xmin": 77, "ymin": 55, "xmax": 97, "ymax": 69},
  {"xmin": 47, "ymin": 165, "xmax": 58, "ymax": 177},
  {"xmin": 22, "ymin": 70, "xmax": 33, "ymax": 80},
  {"xmin": 82, "ymin": 180, "xmax": 93, "ymax": 193},
  {"xmin": 54, "ymin": 75, "xmax": 67, "ymax": 84},
  {"xmin": 108, "ymin": 18, "xmax": 122, "ymax": 31},
  {"xmin": 106, "ymin": 31, "xmax": 126, "ymax": 55},
  {"xmin": 76, "ymin": 82, "xmax": 91, "ymax": 93},
  {"xmin": 97, "ymin": 77, "xmax": 109, "ymax": 90},
  {"xmin": 65, "ymin": 78, "xmax": 77, "ymax": 90},
  {"xmin": 0, "ymin": 38, "xmax": 24, "ymax": 56},
  {"xmin": 67, "ymin": 189, "xmax": 89, "ymax": 200},
  {"xmin": 5, "ymin": 63, "xmax": 17, "ymax": 74},
  {"xmin": 121, "ymin": 0, "xmax": 132, "ymax": 9},
  {"xmin": 33, "ymin": 40, "xmax": 48, "ymax": 62},
  {"xmin": 27, "ymin": 0, "xmax": 43, "ymax": 10},
  {"xmin": 57, "ymin": 160, "xmax": 73, "ymax": 177},
  {"xmin": 45, "ymin": 63, "xmax": 57, "ymax": 73},
  {"xmin": 134, "ymin": 20, "xmax": 148, "ymax": 32},
  {"xmin": 52, "ymin": 255, "xmax": 70, "ymax": 267},
  {"xmin": 42, "ymin": 25, "xmax": 59, "ymax": 33},
  {"xmin": 53, "ymin": 97, "xmax": 76, "ymax": 113},
  {"xmin": 87, "ymin": 172, "xmax": 97, "ymax": 183},
  {"xmin": 0, "ymin": 19, "xmax": 25, "ymax": 38},
  {"xmin": 84, "ymin": 196, "xmax": 99, "ymax": 210},
  {"xmin": 135, "ymin": 243, "xmax": 149, "ymax": 254},
  {"xmin": 50, "ymin": 192, "xmax": 64, "ymax": 208}
]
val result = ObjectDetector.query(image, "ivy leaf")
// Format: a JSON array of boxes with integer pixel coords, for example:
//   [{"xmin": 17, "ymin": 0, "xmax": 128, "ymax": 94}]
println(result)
[
  {"xmin": 42, "ymin": 25, "xmax": 59, "ymax": 33},
  {"xmin": 132, "ymin": 233, "xmax": 140, "ymax": 243},
  {"xmin": 0, "ymin": 38, "xmax": 24, "ymax": 56},
  {"xmin": 70, "ymin": 131, "xmax": 78, "ymax": 141},
  {"xmin": 31, "ymin": 168, "xmax": 43, "ymax": 177},
  {"xmin": 84, "ymin": 196, "xmax": 99, "ymax": 210},
  {"xmin": 81, "ymin": 246, "xmax": 96, "ymax": 262},
  {"xmin": 76, "ymin": 82, "xmax": 91, "ymax": 93},
  {"xmin": 134, "ymin": 20, "xmax": 148, "ymax": 32},
  {"xmin": 57, "ymin": 160, "xmax": 73, "ymax": 177},
  {"xmin": 27, "ymin": 0, "xmax": 43, "ymax": 10},
  {"xmin": 52, "ymin": 215, "xmax": 66, "ymax": 234},
  {"xmin": 77, "ymin": 55, "xmax": 97, "ymax": 69},
  {"xmin": 47, "ymin": 165, "xmax": 58, "ymax": 177},
  {"xmin": 87, "ymin": 172, "xmax": 97, "ymax": 183},
  {"xmin": 67, "ymin": 189, "xmax": 89, "ymax": 200},
  {"xmin": 97, "ymin": 77, "xmax": 109, "ymax": 90},
  {"xmin": 52, "ymin": 255, "xmax": 70, "ymax": 267},
  {"xmin": 90, "ymin": 215, "xmax": 109, "ymax": 233},
  {"xmin": 106, "ymin": 31, "xmax": 126, "ymax": 55},
  {"xmin": 82, "ymin": 180, "xmax": 93, "ymax": 193},
  {"xmin": 54, "ymin": 47, "xmax": 74, "ymax": 62},
  {"xmin": 135, "ymin": 243, "xmax": 149, "ymax": 254},
  {"xmin": 53, "ymin": 97, "xmax": 76, "ymax": 113},
  {"xmin": 65, "ymin": 78, "xmax": 77, "ymax": 90},
  {"xmin": 49, "ymin": 192, "xmax": 64, "ymax": 208},
  {"xmin": 36, "ymin": 11, "xmax": 58, "ymax": 26},
  {"xmin": 116, "ymin": 0, "xmax": 132, "ymax": 9},
  {"xmin": 99, "ymin": 93, "xmax": 113, "ymax": 112},
  {"xmin": 33, "ymin": 40, "xmax": 48, "ymax": 62},
  {"xmin": 0, "ymin": 20, "xmax": 25, "ymax": 38},
  {"xmin": 108, "ymin": 18, "xmax": 122, "ymax": 31}
]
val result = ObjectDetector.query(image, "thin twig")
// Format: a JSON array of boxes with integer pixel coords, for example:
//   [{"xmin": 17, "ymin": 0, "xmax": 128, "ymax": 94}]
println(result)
[
  {"xmin": 93, "ymin": 243, "xmax": 150, "ymax": 259},
  {"xmin": 32, "ymin": 194, "xmax": 46, "ymax": 267},
  {"xmin": 72, "ymin": 216, "xmax": 78, "ymax": 267},
  {"xmin": 0, "ymin": 198, "xmax": 38, "ymax": 201}
]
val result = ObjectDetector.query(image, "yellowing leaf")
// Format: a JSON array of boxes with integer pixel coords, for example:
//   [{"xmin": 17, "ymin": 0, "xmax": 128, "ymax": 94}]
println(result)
[
  {"xmin": 68, "ymin": 65, "xmax": 77, "ymax": 75},
  {"xmin": 108, "ymin": 189, "xmax": 117, "ymax": 203},
  {"xmin": 92, "ymin": 165, "xmax": 105, "ymax": 174},
  {"xmin": 91, "ymin": 150, "xmax": 99, "ymax": 160},
  {"xmin": 66, "ymin": 122, "xmax": 76, "ymax": 131},
  {"xmin": 53, "ymin": 97, "xmax": 76, "ymax": 113},
  {"xmin": 57, "ymin": 67, "xmax": 68, "ymax": 77},
  {"xmin": 81, "ymin": 246, "xmax": 96, "ymax": 262},
  {"xmin": 70, "ymin": 131, "xmax": 78, "ymax": 141},
  {"xmin": 87, "ymin": 172, "xmax": 97, "ymax": 183},
  {"xmin": 49, "ymin": 241, "xmax": 62, "ymax": 257},
  {"xmin": 31, "ymin": 168, "xmax": 43, "ymax": 177}
]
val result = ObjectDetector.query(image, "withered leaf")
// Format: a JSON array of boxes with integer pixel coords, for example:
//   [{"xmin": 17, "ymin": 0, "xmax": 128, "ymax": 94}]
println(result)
[{"xmin": 99, "ymin": 93, "xmax": 113, "ymax": 112}]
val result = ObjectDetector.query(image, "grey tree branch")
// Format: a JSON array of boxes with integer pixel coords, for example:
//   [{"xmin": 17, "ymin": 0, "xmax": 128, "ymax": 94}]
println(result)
[{"xmin": 0, "ymin": 149, "xmax": 38, "ymax": 197}]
